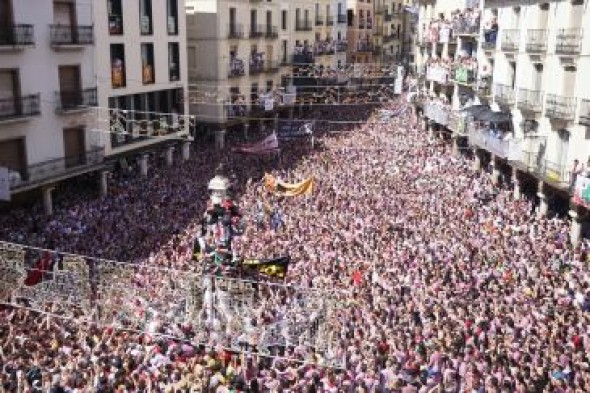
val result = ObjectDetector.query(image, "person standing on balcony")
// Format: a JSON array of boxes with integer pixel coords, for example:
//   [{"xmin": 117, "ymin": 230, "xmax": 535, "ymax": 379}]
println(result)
[{"xmin": 570, "ymin": 159, "xmax": 582, "ymax": 191}]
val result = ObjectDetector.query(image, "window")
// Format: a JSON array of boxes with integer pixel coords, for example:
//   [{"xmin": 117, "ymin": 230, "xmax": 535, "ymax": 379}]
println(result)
[
  {"xmin": 250, "ymin": 83, "xmax": 259, "ymax": 104},
  {"xmin": 139, "ymin": 0, "xmax": 153, "ymax": 35},
  {"xmin": 167, "ymin": 0, "xmax": 178, "ymax": 35},
  {"xmin": 266, "ymin": 80, "xmax": 273, "ymax": 93},
  {"xmin": 108, "ymin": 0, "xmax": 123, "ymax": 34},
  {"xmin": 141, "ymin": 43, "xmax": 155, "ymax": 84},
  {"xmin": 168, "ymin": 43, "xmax": 180, "ymax": 81},
  {"xmin": 110, "ymin": 44, "xmax": 126, "ymax": 88},
  {"xmin": 282, "ymin": 10, "xmax": 287, "ymax": 30}
]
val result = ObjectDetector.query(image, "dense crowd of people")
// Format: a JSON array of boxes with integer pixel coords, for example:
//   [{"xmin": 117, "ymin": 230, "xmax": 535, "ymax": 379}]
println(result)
[{"xmin": 1, "ymin": 92, "xmax": 590, "ymax": 392}]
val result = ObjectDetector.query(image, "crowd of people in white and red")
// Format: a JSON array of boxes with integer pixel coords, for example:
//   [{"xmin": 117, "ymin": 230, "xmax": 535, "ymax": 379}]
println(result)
[{"xmin": 1, "ymin": 92, "xmax": 590, "ymax": 392}]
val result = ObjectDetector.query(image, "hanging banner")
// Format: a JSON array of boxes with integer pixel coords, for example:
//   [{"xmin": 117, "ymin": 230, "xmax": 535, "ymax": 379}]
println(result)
[
  {"xmin": 264, "ymin": 98, "xmax": 274, "ymax": 111},
  {"xmin": 232, "ymin": 132, "xmax": 280, "ymax": 155},
  {"xmin": 573, "ymin": 176, "xmax": 590, "ymax": 209},
  {"xmin": 264, "ymin": 173, "xmax": 314, "ymax": 197},
  {"xmin": 0, "ymin": 166, "xmax": 10, "ymax": 201},
  {"xmin": 394, "ymin": 66, "xmax": 404, "ymax": 94}
]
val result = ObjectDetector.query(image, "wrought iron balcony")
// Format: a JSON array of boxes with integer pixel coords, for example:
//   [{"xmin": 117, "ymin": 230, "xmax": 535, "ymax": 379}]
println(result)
[
  {"xmin": 50, "ymin": 25, "xmax": 94, "ymax": 46},
  {"xmin": 494, "ymin": 83, "xmax": 515, "ymax": 105},
  {"xmin": 0, "ymin": 94, "xmax": 41, "ymax": 122},
  {"xmin": 525, "ymin": 29, "xmax": 548, "ymax": 53},
  {"xmin": 228, "ymin": 24, "xmax": 244, "ymax": 39},
  {"xmin": 356, "ymin": 42, "xmax": 373, "ymax": 52},
  {"xmin": 555, "ymin": 28, "xmax": 582, "ymax": 55},
  {"xmin": 0, "ymin": 24, "xmax": 35, "ymax": 47},
  {"xmin": 228, "ymin": 58, "xmax": 246, "ymax": 78},
  {"xmin": 315, "ymin": 16, "xmax": 324, "ymax": 26},
  {"xmin": 384, "ymin": 13, "xmax": 392, "ymax": 22},
  {"xmin": 500, "ymin": 29, "xmax": 519, "ymax": 52},
  {"xmin": 264, "ymin": 25, "xmax": 278, "ymax": 39},
  {"xmin": 249, "ymin": 61, "xmax": 265, "ymax": 75},
  {"xmin": 336, "ymin": 40, "xmax": 348, "ymax": 52},
  {"xmin": 579, "ymin": 99, "xmax": 590, "ymax": 126},
  {"xmin": 295, "ymin": 20, "xmax": 313, "ymax": 31},
  {"xmin": 10, "ymin": 146, "xmax": 105, "ymax": 191},
  {"xmin": 517, "ymin": 88, "xmax": 543, "ymax": 113},
  {"xmin": 326, "ymin": 16, "xmax": 334, "ymax": 26},
  {"xmin": 453, "ymin": 20, "xmax": 480, "ymax": 36},
  {"xmin": 375, "ymin": 27, "xmax": 384, "ymax": 36},
  {"xmin": 337, "ymin": 14, "xmax": 347, "ymax": 24},
  {"xmin": 545, "ymin": 94, "xmax": 576, "ymax": 121},
  {"xmin": 249, "ymin": 24, "xmax": 264, "ymax": 38},
  {"xmin": 55, "ymin": 88, "xmax": 98, "ymax": 112},
  {"xmin": 372, "ymin": 45, "xmax": 383, "ymax": 55}
]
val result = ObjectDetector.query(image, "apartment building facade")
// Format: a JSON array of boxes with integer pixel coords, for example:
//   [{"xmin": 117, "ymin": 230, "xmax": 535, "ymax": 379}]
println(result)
[
  {"xmin": 373, "ymin": 0, "xmax": 414, "ymax": 65},
  {"xmin": 0, "ymin": 0, "xmax": 102, "ymax": 211},
  {"xmin": 415, "ymin": 0, "xmax": 590, "ymax": 242},
  {"xmin": 311, "ymin": 0, "xmax": 348, "ymax": 68},
  {"xmin": 96, "ymin": 0, "xmax": 190, "ymax": 158},
  {"xmin": 346, "ymin": 0, "xmax": 376, "ymax": 63},
  {"xmin": 187, "ymin": 0, "xmax": 285, "ymax": 136}
]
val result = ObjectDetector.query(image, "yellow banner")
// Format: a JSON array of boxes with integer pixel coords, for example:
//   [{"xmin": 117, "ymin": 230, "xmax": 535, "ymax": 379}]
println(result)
[{"xmin": 264, "ymin": 174, "xmax": 314, "ymax": 197}]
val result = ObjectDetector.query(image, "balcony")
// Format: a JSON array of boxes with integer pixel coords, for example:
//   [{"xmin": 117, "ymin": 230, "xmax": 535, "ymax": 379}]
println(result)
[
  {"xmin": 545, "ymin": 94, "xmax": 576, "ymax": 121},
  {"xmin": 516, "ymin": 153, "xmax": 569, "ymax": 189},
  {"xmin": 453, "ymin": 66, "xmax": 476, "ymax": 86},
  {"xmin": 249, "ymin": 58, "xmax": 265, "ymax": 75},
  {"xmin": 426, "ymin": 66, "xmax": 451, "ymax": 85},
  {"xmin": 383, "ymin": 33, "xmax": 396, "ymax": 43},
  {"xmin": 384, "ymin": 13, "xmax": 392, "ymax": 22},
  {"xmin": 228, "ymin": 58, "xmax": 245, "ymax": 78},
  {"xmin": 228, "ymin": 24, "xmax": 244, "ymax": 39},
  {"xmin": 517, "ymin": 88, "xmax": 543, "ymax": 113},
  {"xmin": 453, "ymin": 20, "xmax": 480, "ymax": 37},
  {"xmin": 447, "ymin": 111, "xmax": 468, "ymax": 136},
  {"xmin": 372, "ymin": 45, "xmax": 383, "ymax": 55},
  {"xmin": 356, "ymin": 42, "xmax": 373, "ymax": 52},
  {"xmin": 292, "ymin": 49, "xmax": 314, "ymax": 64},
  {"xmin": 579, "ymin": 99, "xmax": 590, "ymax": 126},
  {"xmin": 337, "ymin": 14, "xmax": 347, "ymax": 24},
  {"xmin": 469, "ymin": 128, "xmax": 515, "ymax": 159},
  {"xmin": 10, "ymin": 146, "xmax": 105, "ymax": 192},
  {"xmin": 494, "ymin": 83, "xmax": 515, "ymax": 106},
  {"xmin": 555, "ymin": 28, "xmax": 582, "ymax": 55},
  {"xmin": 55, "ymin": 88, "xmax": 98, "ymax": 112},
  {"xmin": 375, "ymin": 27, "xmax": 384, "ymax": 36},
  {"xmin": 295, "ymin": 20, "xmax": 313, "ymax": 31},
  {"xmin": 315, "ymin": 16, "xmax": 324, "ymax": 26},
  {"xmin": 525, "ymin": 29, "xmax": 548, "ymax": 53},
  {"xmin": 424, "ymin": 103, "xmax": 449, "ymax": 126},
  {"xmin": 0, "ymin": 94, "xmax": 41, "ymax": 123},
  {"xmin": 336, "ymin": 40, "xmax": 348, "ymax": 52},
  {"xmin": 326, "ymin": 16, "xmax": 334, "ymax": 26},
  {"xmin": 500, "ymin": 29, "xmax": 519, "ymax": 52},
  {"xmin": 359, "ymin": 19, "xmax": 366, "ymax": 29},
  {"xmin": 264, "ymin": 25, "xmax": 278, "ymax": 39},
  {"xmin": 249, "ymin": 24, "xmax": 264, "ymax": 38},
  {"xmin": 264, "ymin": 61, "xmax": 280, "ymax": 74},
  {"xmin": 375, "ymin": 6, "xmax": 385, "ymax": 15},
  {"xmin": 50, "ymin": 25, "xmax": 94, "ymax": 47},
  {"xmin": 481, "ymin": 29, "xmax": 497, "ymax": 52},
  {"xmin": 0, "ymin": 24, "xmax": 35, "ymax": 48}
]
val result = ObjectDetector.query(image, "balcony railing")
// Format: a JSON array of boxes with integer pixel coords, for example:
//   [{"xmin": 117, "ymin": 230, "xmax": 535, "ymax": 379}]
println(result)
[
  {"xmin": 555, "ymin": 28, "xmax": 582, "ymax": 55},
  {"xmin": 249, "ymin": 24, "xmax": 264, "ymax": 38},
  {"xmin": 525, "ymin": 29, "xmax": 548, "ymax": 53},
  {"xmin": 517, "ymin": 153, "xmax": 569, "ymax": 187},
  {"xmin": 453, "ymin": 20, "xmax": 480, "ymax": 36},
  {"xmin": 326, "ymin": 16, "xmax": 334, "ymax": 26},
  {"xmin": 447, "ymin": 111, "xmax": 468, "ymax": 136},
  {"xmin": 494, "ymin": 83, "xmax": 515, "ymax": 105},
  {"xmin": 375, "ymin": 27, "xmax": 384, "ymax": 36},
  {"xmin": 469, "ymin": 128, "xmax": 514, "ymax": 159},
  {"xmin": 384, "ymin": 13, "xmax": 392, "ymax": 22},
  {"xmin": 359, "ymin": 19, "xmax": 366, "ymax": 29},
  {"xmin": 0, "ymin": 24, "xmax": 35, "ymax": 47},
  {"xmin": 372, "ymin": 45, "xmax": 383, "ymax": 55},
  {"xmin": 10, "ymin": 146, "xmax": 105, "ymax": 191},
  {"xmin": 315, "ymin": 16, "xmax": 324, "ymax": 26},
  {"xmin": 0, "ymin": 94, "xmax": 41, "ymax": 122},
  {"xmin": 336, "ymin": 40, "xmax": 348, "ymax": 52},
  {"xmin": 579, "ymin": 99, "xmax": 590, "ymax": 126},
  {"xmin": 265, "ymin": 25, "xmax": 278, "ymax": 38},
  {"xmin": 500, "ymin": 29, "xmax": 519, "ymax": 52},
  {"xmin": 249, "ymin": 61, "xmax": 265, "ymax": 75},
  {"xmin": 55, "ymin": 88, "xmax": 98, "ymax": 112},
  {"xmin": 424, "ymin": 103, "xmax": 449, "ymax": 126},
  {"xmin": 228, "ymin": 58, "xmax": 246, "ymax": 78},
  {"xmin": 292, "ymin": 50, "xmax": 314, "ymax": 64},
  {"xmin": 337, "ymin": 14, "xmax": 347, "ymax": 24},
  {"xmin": 228, "ymin": 24, "xmax": 244, "ymax": 39},
  {"xmin": 295, "ymin": 20, "xmax": 313, "ymax": 31},
  {"xmin": 545, "ymin": 94, "xmax": 576, "ymax": 121},
  {"xmin": 50, "ymin": 25, "xmax": 94, "ymax": 46},
  {"xmin": 356, "ymin": 42, "xmax": 373, "ymax": 52},
  {"xmin": 517, "ymin": 88, "xmax": 543, "ymax": 113},
  {"xmin": 453, "ymin": 66, "xmax": 476, "ymax": 85}
]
